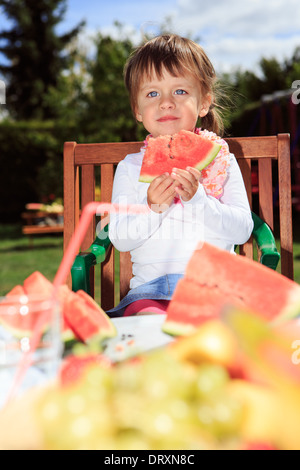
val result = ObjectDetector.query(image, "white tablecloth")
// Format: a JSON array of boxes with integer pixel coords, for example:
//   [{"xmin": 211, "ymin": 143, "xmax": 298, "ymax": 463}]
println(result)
[{"xmin": 103, "ymin": 314, "xmax": 174, "ymax": 362}]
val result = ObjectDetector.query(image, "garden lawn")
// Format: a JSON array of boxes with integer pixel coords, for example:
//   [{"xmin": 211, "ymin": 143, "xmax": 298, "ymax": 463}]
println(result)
[{"xmin": 0, "ymin": 224, "xmax": 63, "ymax": 296}]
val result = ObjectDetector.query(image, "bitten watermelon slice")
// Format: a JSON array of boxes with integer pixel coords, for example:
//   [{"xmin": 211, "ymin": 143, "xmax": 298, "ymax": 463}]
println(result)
[
  {"xmin": 0, "ymin": 272, "xmax": 73, "ymax": 341},
  {"xmin": 162, "ymin": 243, "xmax": 300, "ymax": 336},
  {"xmin": 0, "ymin": 272, "xmax": 116, "ymax": 345},
  {"xmin": 64, "ymin": 290, "xmax": 116, "ymax": 343},
  {"xmin": 0, "ymin": 293, "xmax": 52, "ymax": 338},
  {"xmin": 139, "ymin": 130, "xmax": 221, "ymax": 183},
  {"xmin": 23, "ymin": 271, "xmax": 75, "ymax": 343},
  {"xmin": 163, "ymin": 280, "xmax": 230, "ymax": 336}
]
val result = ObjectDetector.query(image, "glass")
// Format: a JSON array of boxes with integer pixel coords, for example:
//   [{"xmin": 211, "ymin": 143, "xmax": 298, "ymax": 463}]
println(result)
[{"xmin": 0, "ymin": 294, "xmax": 62, "ymax": 408}]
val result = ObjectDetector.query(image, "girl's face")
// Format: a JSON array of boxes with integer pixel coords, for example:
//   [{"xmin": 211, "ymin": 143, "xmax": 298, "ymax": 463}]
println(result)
[{"xmin": 135, "ymin": 68, "xmax": 211, "ymax": 138}]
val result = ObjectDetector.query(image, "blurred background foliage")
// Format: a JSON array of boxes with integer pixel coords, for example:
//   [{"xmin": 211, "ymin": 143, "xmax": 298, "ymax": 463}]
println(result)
[{"xmin": 0, "ymin": 0, "xmax": 299, "ymax": 220}]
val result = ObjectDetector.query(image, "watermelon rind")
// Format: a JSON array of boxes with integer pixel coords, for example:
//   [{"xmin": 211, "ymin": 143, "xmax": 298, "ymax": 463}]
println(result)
[
  {"xmin": 194, "ymin": 143, "xmax": 221, "ymax": 171},
  {"xmin": 61, "ymin": 327, "xmax": 77, "ymax": 350},
  {"xmin": 0, "ymin": 294, "xmax": 58, "ymax": 339},
  {"xmin": 0, "ymin": 321, "xmax": 34, "ymax": 339},
  {"xmin": 139, "ymin": 173, "xmax": 157, "ymax": 184},
  {"xmin": 271, "ymin": 289, "xmax": 300, "ymax": 325},
  {"xmin": 162, "ymin": 319, "xmax": 198, "ymax": 337}
]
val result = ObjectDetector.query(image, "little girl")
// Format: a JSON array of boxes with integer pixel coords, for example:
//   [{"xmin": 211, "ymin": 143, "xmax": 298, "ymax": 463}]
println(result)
[{"xmin": 107, "ymin": 34, "xmax": 253, "ymax": 317}]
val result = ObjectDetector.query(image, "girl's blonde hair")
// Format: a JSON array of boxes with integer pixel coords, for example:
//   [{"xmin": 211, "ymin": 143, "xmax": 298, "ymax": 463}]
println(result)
[{"xmin": 124, "ymin": 34, "xmax": 225, "ymax": 135}]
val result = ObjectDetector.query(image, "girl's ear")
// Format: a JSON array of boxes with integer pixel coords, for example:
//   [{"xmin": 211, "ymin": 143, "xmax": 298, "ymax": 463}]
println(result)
[
  {"xmin": 135, "ymin": 107, "xmax": 143, "ymax": 122},
  {"xmin": 199, "ymin": 93, "xmax": 212, "ymax": 118}
]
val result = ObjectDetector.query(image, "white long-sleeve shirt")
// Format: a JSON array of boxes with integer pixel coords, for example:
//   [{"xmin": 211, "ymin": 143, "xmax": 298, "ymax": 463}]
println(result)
[{"xmin": 109, "ymin": 150, "xmax": 253, "ymax": 289}]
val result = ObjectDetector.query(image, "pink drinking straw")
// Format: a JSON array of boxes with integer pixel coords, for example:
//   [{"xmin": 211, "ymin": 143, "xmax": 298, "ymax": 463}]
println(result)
[{"xmin": 6, "ymin": 202, "xmax": 149, "ymax": 404}]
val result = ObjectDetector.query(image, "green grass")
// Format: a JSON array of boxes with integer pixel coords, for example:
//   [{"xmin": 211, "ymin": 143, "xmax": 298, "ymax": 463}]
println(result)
[
  {"xmin": 0, "ymin": 218, "xmax": 299, "ymax": 298},
  {"xmin": 0, "ymin": 223, "xmax": 64, "ymax": 296}
]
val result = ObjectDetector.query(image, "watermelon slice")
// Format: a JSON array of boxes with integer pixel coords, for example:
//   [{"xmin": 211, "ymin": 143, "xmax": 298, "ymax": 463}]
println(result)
[
  {"xmin": 59, "ymin": 353, "xmax": 112, "ymax": 387},
  {"xmin": 23, "ymin": 271, "xmax": 54, "ymax": 297},
  {"xmin": 139, "ymin": 130, "xmax": 221, "ymax": 183},
  {"xmin": 22, "ymin": 271, "xmax": 75, "ymax": 343},
  {"xmin": 63, "ymin": 290, "xmax": 116, "ymax": 343},
  {"xmin": 163, "ymin": 280, "xmax": 232, "ymax": 336},
  {"xmin": 162, "ymin": 243, "xmax": 300, "ymax": 336},
  {"xmin": 0, "ymin": 290, "xmax": 55, "ymax": 338},
  {"xmin": 6, "ymin": 285, "xmax": 26, "ymax": 297},
  {"xmin": 0, "ymin": 272, "xmax": 116, "ymax": 345},
  {"xmin": 0, "ymin": 312, "xmax": 52, "ymax": 339}
]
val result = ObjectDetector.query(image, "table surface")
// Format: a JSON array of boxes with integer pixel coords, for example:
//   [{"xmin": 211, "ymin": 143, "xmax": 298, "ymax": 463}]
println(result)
[{"xmin": 102, "ymin": 314, "xmax": 174, "ymax": 362}]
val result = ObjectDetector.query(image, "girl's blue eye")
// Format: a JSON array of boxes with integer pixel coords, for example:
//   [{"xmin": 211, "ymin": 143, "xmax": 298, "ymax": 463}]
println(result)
[
  {"xmin": 148, "ymin": 91, "xmax": 158, "ymax": 98},
  {"xmin": 175, "ymin": 89, "xmax": 187, "ymax": 95}
]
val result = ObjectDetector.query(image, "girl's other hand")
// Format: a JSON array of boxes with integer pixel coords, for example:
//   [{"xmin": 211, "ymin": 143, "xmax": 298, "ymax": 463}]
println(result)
[
  {"xmin": 147, "ymin": 173, "xmax": 178, "ymax": 213},
  {"xmin": 171, "ymin": 167, "xmax": 200, "ymax": 202}
]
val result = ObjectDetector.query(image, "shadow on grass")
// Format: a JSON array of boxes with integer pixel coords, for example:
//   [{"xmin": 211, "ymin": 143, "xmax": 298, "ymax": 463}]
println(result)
[
  {"xmin": 0, "ymin": 223, "xmax": 23, "ymax": 239},
  {"xmin": 0, "ymin": 223, "xmax": 63, "ymax": 252},
  {"xmin": 0, "ymin": 242, "xmax": 62, "ymax": 253}
]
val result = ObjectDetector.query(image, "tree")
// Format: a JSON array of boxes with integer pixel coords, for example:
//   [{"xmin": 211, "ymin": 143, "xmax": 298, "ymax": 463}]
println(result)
[
  {"xmin": 80, "ymin": 27, "xmax": 142, "ymax": 143},
  {"xmin": 0, "ymin": 0, "xmax": 84, "ymax": 119}
]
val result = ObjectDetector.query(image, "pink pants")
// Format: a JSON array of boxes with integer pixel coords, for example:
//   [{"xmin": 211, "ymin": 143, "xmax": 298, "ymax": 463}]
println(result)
[{"xmin": 123, "ymin": 299, "xmax": 170, "ymax": 316}]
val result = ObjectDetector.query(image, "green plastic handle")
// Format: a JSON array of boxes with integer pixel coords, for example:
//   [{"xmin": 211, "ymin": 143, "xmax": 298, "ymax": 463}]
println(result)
[
  {"xmin": 251, "ymin": 212, "xmax": 280, "ymax": 270},
  {"xmin": 71, "ymin": 224, "xmax": 111, "ymax": 294}
]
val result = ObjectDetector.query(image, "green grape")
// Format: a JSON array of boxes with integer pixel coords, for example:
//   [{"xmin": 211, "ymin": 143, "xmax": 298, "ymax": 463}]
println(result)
[
  {"xmin": 196, "ymin": 393, "xmax": 244, "ymax": 440},
  {"xmin": 115, "ymin": 429, "xmax": 151, "ymax": 450},
  {"xmin": 141, "ymin": 350, "xmax": 196, "ymax": 400},
  {"xmin": 195, "ymin": 363, "xmax": 229, "ymax": 399},
  {"xmin": 114, "ymin": 359, "xmax": 143, "ymax": 392}
]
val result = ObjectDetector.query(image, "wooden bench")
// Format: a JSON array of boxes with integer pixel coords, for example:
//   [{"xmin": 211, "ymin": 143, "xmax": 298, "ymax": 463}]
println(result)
[
  {"xmin": 21, "ymin": 211, "xmax": 64, "ymax": 240},
  {"xmin": 63, "ymin": 134, "xmax": 294, "ymax": 309}
]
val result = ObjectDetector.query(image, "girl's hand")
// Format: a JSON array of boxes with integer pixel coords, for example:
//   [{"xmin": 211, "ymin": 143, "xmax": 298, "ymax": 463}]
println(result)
[
  {"xmin": 171, "ymin": 167, "xmax": 201, "ymax": 202},
  {"xmin": 147, "ymin": 173, "xmax": 178, "ymax": 213}
]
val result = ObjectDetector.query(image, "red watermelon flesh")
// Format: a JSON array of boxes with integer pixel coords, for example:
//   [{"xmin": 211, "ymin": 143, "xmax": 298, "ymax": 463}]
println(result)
[
  {"xmin": 0, "ymin": 275, "xmax": 55, "ymax": 337},
  {"xmin": 139, "ymin": 130, "xmax": 221, "ymax": 183},
  {"xmin": 0, "ymin": 272, "xmax": 116, "ymax": 344},
  {"xmin": 63, "ymin": 289, "xmax": 116, "ymax": 343},
  {"xmin": 163, "ymin": 279, "xmax": 231, "ymax": 336},
  {"xmin": 22, "ymin": 271, "xmax": 74, "ymax": 338},
  {"xmin": 5, "ymin": 285, "xmax": 26, "ymax": 298},
  {"xmin": 0, "ymin": 273, "xmax": 69, "ymax": 338},
  {"xmin": 59, "ymin": 353, "xmax": 112, "ymax": 387},
  {"xmin": 0, "ymin": 285, "xmax": 54, "ymax": 337},
  {"xmin": 23, "ymin": 271, "xmax": 54, "ymax": 297},
  {"xmin": 162, "ymin": 242, "xmax": 300, "ymax": 336}
]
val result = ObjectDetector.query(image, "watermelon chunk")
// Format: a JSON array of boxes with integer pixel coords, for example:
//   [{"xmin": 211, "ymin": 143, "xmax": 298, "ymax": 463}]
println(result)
[
  {"xmin": 0, "ymin": 272, "xmax": 116, "ymax": 345},
  {"xmin": 163, "ymin": 279, "xmax": 233, "ymax": 336},
  {"xmin": 163, "ymin": 243, "xmax": 300, "ymax": 336},
  {"xmin": 23, "ymin": 271, "xmax": 54, "ymax": 297},
  {"xmin": 63, "ymin": 290, "xmax": 116, "ymax": 343},
  {"xmin": 0, "ymin": 286, "xmax": 55, "ymax": 338},
  {"xmin": 22, "ymin": 271, "xmax": 75, "ymax": 342},
  {"xmin": 6, "ymin": 285, "xmax": 26, "ymax": 297},
  {"xmin": 139, "ymin": 130, "xmax": 221, "ymax": 183},
  {"xmin": 59, "ymin": 353, "xmax": 112, "ymax": 387}
]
